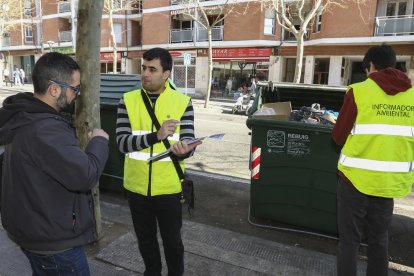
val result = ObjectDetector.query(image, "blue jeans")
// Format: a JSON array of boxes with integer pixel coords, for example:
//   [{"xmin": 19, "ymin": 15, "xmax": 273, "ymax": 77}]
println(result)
[{"xmin": 22, "ymin": 246, "xmax": 90, "ymax": 276}]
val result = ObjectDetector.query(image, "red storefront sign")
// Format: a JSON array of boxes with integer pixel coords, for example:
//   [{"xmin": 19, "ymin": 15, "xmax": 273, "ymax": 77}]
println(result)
[
  {"xmin": 100, "ymin": 52, "xmax": 122, "ymax": 61},
  {"xmin": 169, "ymin": 50, "xmax": 197, "ymax": 58},
  {"xmin": 169, "ymin": 51, "xmax": 182, "ymax": 58},
  {"xmin": 212, "ymin": 48, "xmax": 272, "ymax": 61}
]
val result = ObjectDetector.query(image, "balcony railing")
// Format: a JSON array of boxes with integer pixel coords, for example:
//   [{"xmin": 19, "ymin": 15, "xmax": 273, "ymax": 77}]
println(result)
[
  {"xmin": 2, "ymin": 37, "xmax": 10, "ymax": 47},
  {"xmin": 59, "ymin": 31, "xmax": 72, "ymax": 43},
  {"xmin": 58, "ymin": 1, "xmax": 71, "ymax": 13},
  {"xmin": 170, "ymin": 26, "xmax": 224, "ymax": 43},
  {"xmin": 375, "ymin": 15, "xmax": 414, "ymax": 36},
  {"xmin": 196, "ymin": 26, "xmax": 223, "ymax": 41},
  {"xmin": 171, "ymin": 28, "xmax": 193, "ymax": 43}
]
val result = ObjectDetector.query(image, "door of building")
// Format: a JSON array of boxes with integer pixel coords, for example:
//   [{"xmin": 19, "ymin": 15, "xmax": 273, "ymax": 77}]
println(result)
[{"xmin": 172, "ymin": 59, "xmax": 195, "ymax": 95}]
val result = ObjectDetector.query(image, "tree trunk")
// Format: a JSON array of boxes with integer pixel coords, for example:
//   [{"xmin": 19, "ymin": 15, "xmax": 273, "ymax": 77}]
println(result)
[
  {"xmin": 0, "ymin": 35, "xmax": 3, "ymax": 87},
  {"xmin": 108, "ymin": 10, "xmax": 118, "ymax": 73},
  {"xmin": 0, "ymin": 21, "xmax": 5, "ymax": 87},
  {"xmin": 204, "ymin": 27, "xmax": 213, "ymax": 108},
  {"xmin": 293, "ymin": 32, "xmax": 305, "ymax": 83},
  {"xmin": 74, "ymin": 0, "xmax": 104, "ymax": 238}
]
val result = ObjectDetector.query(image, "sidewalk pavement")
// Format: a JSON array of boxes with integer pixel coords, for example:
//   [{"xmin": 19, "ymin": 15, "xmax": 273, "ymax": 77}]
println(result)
[
  {"xmin": 1, "ymin": 171, "xmax": 413, "ymax": 275},
  {"xmin": 0, "ymin": 83, "xmax": 34, "ymax": 93},
  {"xmin": 0, "ymin": 201, "xmax": 382, "ymax": 276}
]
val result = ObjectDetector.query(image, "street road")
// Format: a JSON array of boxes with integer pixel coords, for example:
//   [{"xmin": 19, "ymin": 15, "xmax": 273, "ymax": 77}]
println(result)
[{"xmin": 189, "ymin": 100, "xmax": 251, "ymax": 179}]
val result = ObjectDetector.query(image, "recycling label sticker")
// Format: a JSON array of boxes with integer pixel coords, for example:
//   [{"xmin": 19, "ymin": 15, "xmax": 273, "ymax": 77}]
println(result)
[
  {"xmin": 266, "ymin": 130, "xmax": 286, "ymax": 154},
  {"xmin": 286, "ymin": 133, "xmax": 311, "ymax": 156},
  {"xmin": 266, "ymin": 130, "xmax": 311, "ymax": 156}
]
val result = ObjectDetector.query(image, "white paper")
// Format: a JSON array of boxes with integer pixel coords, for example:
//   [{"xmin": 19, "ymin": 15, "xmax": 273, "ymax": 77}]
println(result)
[{"xmin": 147, "ymin": 133, "xmax": 225, "ymax": 162}]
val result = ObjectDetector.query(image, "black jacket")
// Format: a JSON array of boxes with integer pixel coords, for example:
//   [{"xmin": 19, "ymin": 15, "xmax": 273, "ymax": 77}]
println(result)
[{"xmin": 0, "ymin": 93, "xmax": 109, "ymax": 251}]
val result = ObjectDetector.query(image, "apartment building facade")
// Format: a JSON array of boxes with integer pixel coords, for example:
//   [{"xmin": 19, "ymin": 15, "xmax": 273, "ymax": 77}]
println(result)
[
  {"xmin": 2, "ymin": 0, "xmax": 414, "ymax": 98},
  {"xmin": 2, "ymin": 0, "xmax": 142, "ymax": 83}
]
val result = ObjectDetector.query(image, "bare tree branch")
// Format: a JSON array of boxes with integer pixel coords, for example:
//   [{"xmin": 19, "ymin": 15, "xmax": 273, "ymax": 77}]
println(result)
[
  {"xmin": 297, "ymin": 0, "xmax": 305, "ymax": 22},
  {"xmin": 0, "ymin": 0, "xmax": 28, "ymax": 37},
  {"xmin": 260, "ymin": 0, "xmax": 368, "ymax": 83},
  {"xmin": 103, "ymin": 0, "xmax": 141, "ymax": 73},
  {"xmin": 175, "ymin": 0, "xmax": 257, "ymax": 108}
]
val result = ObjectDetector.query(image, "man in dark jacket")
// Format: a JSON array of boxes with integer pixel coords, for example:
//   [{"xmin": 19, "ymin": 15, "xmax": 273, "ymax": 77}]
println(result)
[
  {"xmin": 0, "ymin": 52, "xmax": 109, "ymax": 275},
  {"xmin": 333, "ymin": 44, "xmax": 414, "ymax": 276}
]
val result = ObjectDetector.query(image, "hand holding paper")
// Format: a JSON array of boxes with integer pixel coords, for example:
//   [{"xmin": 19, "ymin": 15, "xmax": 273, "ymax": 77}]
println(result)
[
  {"xmin": 147, "ymin": 133, "xmax": 225, "ymax": 162},
  {"xmin": 171, "ymin": 139, "xmax": 202, "ymax": 157}
]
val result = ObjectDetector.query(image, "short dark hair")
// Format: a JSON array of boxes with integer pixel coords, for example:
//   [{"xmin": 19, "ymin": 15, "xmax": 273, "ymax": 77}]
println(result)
[
  {"xmin": 143, "ymin": 47, "xmax": 172, "ymax": 72},
  {"xmin": 362, "ymin": 44, "xmax": 396, "ymax": 72},
  {"xmin": 32, "ymin": 52, "xmax": 80, "ymax": 95}
]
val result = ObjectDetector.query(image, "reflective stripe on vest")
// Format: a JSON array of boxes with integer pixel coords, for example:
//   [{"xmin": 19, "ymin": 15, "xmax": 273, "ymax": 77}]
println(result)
[
  {"xmin": 339, "ymin": 153, "xmax": 414, "ymax": 173},
  {"xmin": 127, "ymin": 152, "xmax": 172, "ymax": 162},
  {"xmin": 351, "ymin": 124, "xmax": 414, "ymax": 137},
  {"xmin": 132, "ymin": 130, "xmax": 180, "ymax": 141}
]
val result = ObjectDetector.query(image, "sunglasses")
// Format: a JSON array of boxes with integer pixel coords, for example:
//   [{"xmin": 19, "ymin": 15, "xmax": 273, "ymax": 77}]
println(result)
[{"xmin": 49, "ymin": 80, "xmax": 81, "ymax": 95}]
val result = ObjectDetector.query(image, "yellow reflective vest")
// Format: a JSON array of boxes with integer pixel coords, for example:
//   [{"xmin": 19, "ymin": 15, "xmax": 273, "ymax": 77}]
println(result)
[
  {"xmin": 338, "ymin": 78, "xmax": 414, "ymax": 198},
  {"xmin": 123, "ymin": 82, "xmax": 190, "ymax": 196}
]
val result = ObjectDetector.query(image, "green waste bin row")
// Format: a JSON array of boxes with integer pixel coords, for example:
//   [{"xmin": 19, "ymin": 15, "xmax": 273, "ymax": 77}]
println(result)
[
  {"xmin": 99, "ymin": 74, "xmax": 141, "ymax": 193},
  {"xmin": 248, "ymin": 82, "xmax": 346, "ymax": 235}
]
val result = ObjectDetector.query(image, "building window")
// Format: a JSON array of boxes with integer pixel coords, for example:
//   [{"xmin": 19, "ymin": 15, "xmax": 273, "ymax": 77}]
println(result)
[
  {"xmin": 24, "ymin": 0, "xmax": 31, "ymax": 17},
  {"xmin": 112, "ymin": 0, "xmax": 126, "ymax": 9},
  {"xmin": 114, "ymin": 23, "xmax": 122, "ymax": 43},
  {"xmin": 283, "ymin": 58, "xmax": 304, "ymax": 82},
  {"xmin": 180, "ymin": 20, "xmax": 192, "ymax": 29},
  {"xmin": 24, "ymin": 26, "xmax": 33, "ymax": 42},
  {"xmin": 264, "ymin": 9, "xmax": 275, "ymax": 35},
  {"xmin": 314, "ymin": 12, "xmax": 322, "ymax": 33},
  {"xmin": 24, "ymin": 8, "xmax": 31, "ymax": 17},
  {"xmin": 313, "ymin": 58, "xmax": 330, "ymax": 84},
  {"xmin": 24, "ymin": 0, "xmax": 31, "ymax": 9},
  {"xmin": 2, "ymin": 32, "xmax": 10, "ymax": 47}
]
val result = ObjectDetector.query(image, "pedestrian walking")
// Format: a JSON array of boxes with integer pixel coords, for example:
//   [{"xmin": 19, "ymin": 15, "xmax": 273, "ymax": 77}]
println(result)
[
  {"xmin": 19, "ymin": 68, "xmax": 26, "ymax": 84},
  {"xmin": 332, "ymin": 44, "xmax": 414, "ymax": 276},
  {"xmin": 0, "ymin": 52, "xmax": 109, "ymax": 275},
  {"xmin": 13, "ymin": 67, "xmax": 22, "ymax": 86},
  {"xmin": 116, "ymin": 47, "xmax": 202, "ymax": 276},
  {"xmin": 249, "ymin": 77, "xmax": 257, "ymax": 94},
  {"xmin": 225, "ymin": 77, "xmax": 233, "ymax": 96}
]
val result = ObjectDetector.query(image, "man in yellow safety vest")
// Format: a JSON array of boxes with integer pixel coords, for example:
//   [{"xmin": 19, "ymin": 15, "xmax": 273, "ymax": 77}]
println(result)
[
  {"xmin": 116, "ymin": 48, "xmax": 201, "ymax": 276},
  {"xmin": 332, "ymin": 44, "xmax": 414, "ymax": 276}
]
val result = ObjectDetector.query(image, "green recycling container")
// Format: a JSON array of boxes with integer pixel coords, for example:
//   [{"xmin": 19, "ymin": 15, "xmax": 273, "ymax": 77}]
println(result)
[
  {"xmin": 99, "ymin": 74, "xmax": 141, "ymax": 192},
  {"xmin": 246, "ymin": 117, "xmax": 340, "ymax": 235}
]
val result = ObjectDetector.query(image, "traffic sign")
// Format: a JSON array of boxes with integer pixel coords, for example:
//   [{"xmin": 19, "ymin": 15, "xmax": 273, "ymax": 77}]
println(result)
[{"xmin": 183, "ymin": 53, "xmax": 191, "ymax": 66}]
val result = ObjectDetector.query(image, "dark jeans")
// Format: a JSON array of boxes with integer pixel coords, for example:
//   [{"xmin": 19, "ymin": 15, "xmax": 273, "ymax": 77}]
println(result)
[
  {"xmin": 22, "ymin": 246, "xmax": 90, "ymax": 276},
  {"xmin": 128, "ymin": 191, "xmax": 184, "ymax": 276},
  {"xmin": 337, "ymin": 178, "xmax": 394, "ymax": 276}
]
